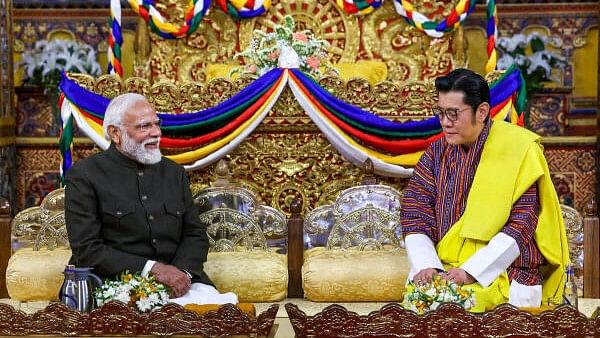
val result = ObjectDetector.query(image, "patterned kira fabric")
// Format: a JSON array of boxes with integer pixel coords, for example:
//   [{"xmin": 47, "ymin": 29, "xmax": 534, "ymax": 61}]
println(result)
[{"xmin": 401, "ymin": 118, "xmax": 544, "ymax": 285}]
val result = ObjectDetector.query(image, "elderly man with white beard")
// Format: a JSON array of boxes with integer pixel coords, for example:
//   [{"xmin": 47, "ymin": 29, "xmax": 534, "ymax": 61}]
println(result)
[{"xmin": 65, "ymin": 93, "xmax": 237, "ymax": 305}]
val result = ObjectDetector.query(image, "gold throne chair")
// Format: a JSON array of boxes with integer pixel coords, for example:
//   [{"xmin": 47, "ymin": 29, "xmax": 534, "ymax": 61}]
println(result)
[
  {"xmin": 8, "ymin": 188, "xmax": 71, "ymax": 301},
  {"xmin": 193, "ymin": 161, "xmax": 289, "ymax": 302},
  {"xmin": 301, "ymin": 162, "xmax": 409, "ymax": 302}
]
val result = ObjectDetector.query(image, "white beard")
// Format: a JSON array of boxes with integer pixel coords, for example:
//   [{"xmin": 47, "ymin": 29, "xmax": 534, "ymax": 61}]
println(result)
[{"xmin": 121, "ymin": 132, "xmax": 162, "ymax": 165}]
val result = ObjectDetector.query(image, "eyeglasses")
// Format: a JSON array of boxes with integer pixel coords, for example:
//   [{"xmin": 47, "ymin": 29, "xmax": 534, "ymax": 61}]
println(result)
[
  {"xmin": 125, "ymin": 119, "xmax": 162, "ymax": 132},
  {"xmin": 431, "ymin": 107, "xmax": 471, "ymax": 122}
]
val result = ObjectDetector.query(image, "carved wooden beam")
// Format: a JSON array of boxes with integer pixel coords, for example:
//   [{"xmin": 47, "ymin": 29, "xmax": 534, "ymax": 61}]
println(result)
[
  {"xmin": 287, "ymin": 198, "xmax": 304, "ymax": 298},
  {"xmin": 285, "ymin": 302, "xmax": 598, "ymax": 338}
]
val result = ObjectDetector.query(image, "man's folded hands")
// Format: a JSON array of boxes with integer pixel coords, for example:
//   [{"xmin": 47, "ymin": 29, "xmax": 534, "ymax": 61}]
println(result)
[{"xmin": 150, "ymin": 262, "xmax": 192, "ymax": 297}]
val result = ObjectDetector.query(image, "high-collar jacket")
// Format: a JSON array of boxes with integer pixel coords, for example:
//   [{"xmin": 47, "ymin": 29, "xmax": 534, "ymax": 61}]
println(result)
[{"xmin": 65, "ymin": 143, "xmax": 212, "ymax": 285}]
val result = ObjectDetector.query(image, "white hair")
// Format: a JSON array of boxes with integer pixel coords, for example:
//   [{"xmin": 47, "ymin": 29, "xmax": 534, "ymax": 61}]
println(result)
[{"xmin": 103, "ymin": 93, "xmax": 150, "ymax": 140}]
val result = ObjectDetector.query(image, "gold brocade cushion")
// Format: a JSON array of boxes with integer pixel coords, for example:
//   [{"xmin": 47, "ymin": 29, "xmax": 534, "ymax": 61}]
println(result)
[
  {"xmin": 205, "ymin": 64, "xmax": 239, "ymax": 82},
  {"xmin": 302, "ymin": 247, "xmax": 409, "ymax": 302},
  {"xmin": 6, "ymin": 248, "xmax": 72, "ymax": 301},
  {"xmin": 204, "ymin": 61, "xmax": 388, "ymax": 85},
  {"xmin": 333, "ymin": 61, "xmax": 388, "ymax": 85},
  {"xmin": 205, "ymin": 251, "xmax": 287, "ymax": 302}
]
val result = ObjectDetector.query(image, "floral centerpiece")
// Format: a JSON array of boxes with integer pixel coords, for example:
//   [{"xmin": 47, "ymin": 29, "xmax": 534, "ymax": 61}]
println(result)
[
  {"xmin": 402, "ymin": 275, "xmax": 475, "ymax": 315},
  {"xmin": 231, "ymin": 15, "xmax": 334, "ymax": 79},
  {"xmin": 18, "ymin": 39, "xmax": 102, "ymax": 94},
  {"xmin": 95, "ymin": 271, "xmax": 170, "ymax": 313},
  {"xmin": 496, "ymin": 32, "xmax": 567, "ymax": 99}
]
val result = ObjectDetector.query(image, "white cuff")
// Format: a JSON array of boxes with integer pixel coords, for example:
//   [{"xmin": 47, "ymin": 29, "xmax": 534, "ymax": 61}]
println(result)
[
  {"xmin": 405, "ymin": 234, "xmax": 445, "ymax": 280},
  {"xmin": 508, "ymin": 279, "xmax": 542, "ymax": 307},
  {"xmin": 141, "ymin": 260, "xmax": 156, "ymax": 277},
  {"xmin": 461, "ymin": 232, "xmax": 520, "ymax": 288}
]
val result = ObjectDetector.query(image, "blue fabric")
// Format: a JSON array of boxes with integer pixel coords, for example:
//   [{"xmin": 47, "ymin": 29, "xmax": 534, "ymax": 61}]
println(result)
[{"xmin": 291, "ymin": 69, "xmax": 442, "ymax": 133}]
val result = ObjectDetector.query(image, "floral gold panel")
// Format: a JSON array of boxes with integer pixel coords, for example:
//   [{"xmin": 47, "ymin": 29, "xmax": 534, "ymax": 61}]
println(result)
[
  {"xmin": 15, "ymin": 146, "xmax": 98, "ymax": 211},
  {"xmin": 544, "ymin": 145, "xmax": 596, "ymax": 212},
  {"xmin": 139, "ymin": 0, "xmax": 466, "ymax": 84}
]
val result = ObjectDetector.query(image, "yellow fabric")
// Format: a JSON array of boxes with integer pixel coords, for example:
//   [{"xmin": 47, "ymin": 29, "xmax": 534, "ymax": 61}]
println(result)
[
  {"xmin": 203, "ymin": 61, "xmax": 388, "ymax": 85},
  {"xmin": 184, "ymin": 302, "xmax": 256, "ymax": 316},
  {"xmin": 302, "ymin": 247, "xmax": 409, "ymax": 302},
  {"xmin": 6, "ymin": 248, "xmax": 71, "ymax": 301},
  {"xmin": 204, "ymin": 251, "xmax": 287, "ymax": 302},
  {"xmin": 333, "ymin": 61, "xmax": 388, "ymax": 85},
  {"xmin": 166, "ymin": 70, "xmax": 287, "ymax": 164},
  {"xmin": 437, "ymin": 218, "xmax": 510, "ymax": 312},
  {"xmin": 205, "ymin": 64, "xmax": 239, "ymax": 82},
  {"xmin": 437, "ymin": 121, "xmax": 569, "ymax": 308}
]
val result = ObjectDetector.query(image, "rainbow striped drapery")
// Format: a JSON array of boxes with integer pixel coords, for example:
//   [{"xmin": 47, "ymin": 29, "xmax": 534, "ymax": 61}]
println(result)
[{"xmin": 59, "ymin": 65, "xmax": 526, "ymax": 183}]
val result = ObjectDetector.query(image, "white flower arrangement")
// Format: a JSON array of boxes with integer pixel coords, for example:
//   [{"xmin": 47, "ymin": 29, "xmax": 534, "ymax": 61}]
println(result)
[
  {"xmin": 232, "ymin": 15, "xmax": 335, "ymax": 78},
  {"xmin": 496, "ymin": 32, "xmax": 567, "ymax": 96},
  {"xmin": 402, "ymin": 274, "xmax": 475, "ymax": 315},
  {"xmin": 18, "ymin": 39, "xmax": 102, "ymax": 94},
  {"xmin": 95, "ymin": 271, "xmax": 170, "ymax": 313}
]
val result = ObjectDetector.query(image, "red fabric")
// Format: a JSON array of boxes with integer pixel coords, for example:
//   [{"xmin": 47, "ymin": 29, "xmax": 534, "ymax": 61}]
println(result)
[
  {"xmin": 289, "ymin": 72, "xmax": 443, "ymax": 155},
  {"xmin": 159, "ymin": 72, "xmax": 285, "ymax": 148}
]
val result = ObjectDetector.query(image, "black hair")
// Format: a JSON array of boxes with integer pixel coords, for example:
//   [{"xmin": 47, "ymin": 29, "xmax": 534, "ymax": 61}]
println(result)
[{"xmin": 434, "ymin": 68, "xmax": 490, "ymax": 114}]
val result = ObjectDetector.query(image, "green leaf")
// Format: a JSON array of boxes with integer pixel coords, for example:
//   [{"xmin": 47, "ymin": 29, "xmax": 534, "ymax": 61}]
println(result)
[{"xmin": 530, "ymin": 37, "xmax": 545, "ymax": 53}]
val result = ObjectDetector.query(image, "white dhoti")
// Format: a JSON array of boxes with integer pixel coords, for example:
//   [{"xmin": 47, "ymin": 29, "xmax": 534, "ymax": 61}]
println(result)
[{"xmin": 170, "ymin": 283, "xmax": 238, "ymax": 305}]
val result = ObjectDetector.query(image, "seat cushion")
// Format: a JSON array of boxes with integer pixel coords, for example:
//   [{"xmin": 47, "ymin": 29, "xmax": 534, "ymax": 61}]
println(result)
[
  {"xmin": 6, "ymin": 248, "xmax": 71, "ymax": 301},
  {"xmin": 302, "ymin": 247, "xmax": 409, "ymax": 302},
  {"xmin": 205, "ymin": 251, "xmax": 288, "ymax": 302}
]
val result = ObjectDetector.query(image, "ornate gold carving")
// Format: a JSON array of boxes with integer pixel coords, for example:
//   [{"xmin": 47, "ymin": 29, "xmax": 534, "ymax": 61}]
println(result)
[
  {"xmin": 12, "ymin": 188, "xmax": 68, "ymax": 250},
  {"xmin": 304, "ymin": 184, "xmax": 402, "ymax": 250},
  {"xmin": 562, "ymin": 204, "xmax": 584, "ymax": 291},
  {"xmin": 239, "ymin": 0, "xmax": 359, "ymax": 64},
  {"xmin": 361, "ymin": 1, "xmax": 462, "ymax": 83},
  {"xmin": 195, "ymin": 185, "xmax": 287, "ymax": 251}
]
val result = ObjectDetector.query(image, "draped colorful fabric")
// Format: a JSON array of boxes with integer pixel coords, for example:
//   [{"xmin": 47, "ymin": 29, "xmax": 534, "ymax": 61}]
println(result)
[
  {"xmin": 108, "ymin": 0, "xmax": 123, "ymax": 77},
  {"xmin": 485, "ymin": 0, "xmax": 498, "ymax": 74},
  {"xmin": 392, "ymin": 0, "xmax": 477, "ymax": 38},
  {"xmin": 216, "ymin": 0, "xmax": 271, "ymax": 19},
  {"xmin": 335, "ymin": 0, "xmax": 384, "ymax": 16},
  {"xmin": 128, "ymin": 0, "xmax": 210, "ymax": 39},
  {"xmin": 59, "ymin": 65, "xmax": 526, "ymax": 182}
]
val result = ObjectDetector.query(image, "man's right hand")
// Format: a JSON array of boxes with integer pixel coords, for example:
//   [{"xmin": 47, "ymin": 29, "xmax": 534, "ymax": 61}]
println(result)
[
  {"xmin": 412, "ymin": 268, "xmax": 441, "ymax": 284},
  {"xmin": 150, "ymin": 262, "xmax": 191, "ymax": 298}
]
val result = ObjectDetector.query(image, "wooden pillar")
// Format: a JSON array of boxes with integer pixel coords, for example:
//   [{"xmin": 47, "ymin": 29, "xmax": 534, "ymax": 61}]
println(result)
[
  {"xmin": 584, "ymin": 200, "xmax": 600, "ymax": 298},
  {"xmin": 287, "ymin": 198, "xmax": 304, "ymax": 298},
  {"xmin": 0, "ymin": 199, "xmax": 10, "ymax": 298}
]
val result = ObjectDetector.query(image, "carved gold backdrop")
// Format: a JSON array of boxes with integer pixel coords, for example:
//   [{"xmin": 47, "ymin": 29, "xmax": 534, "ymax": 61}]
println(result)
[
  {"xmin": 139, "ymin": 0, "xmax": 466, "ymax": 85},
  {"xmin": 9, "ymin": 1, "xmax": 599, "ymax": 216}
]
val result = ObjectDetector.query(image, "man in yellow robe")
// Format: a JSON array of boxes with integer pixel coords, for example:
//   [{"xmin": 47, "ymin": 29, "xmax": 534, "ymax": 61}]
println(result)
[{"xmin": 400, "ymin": 68, "xmax": 569, "ymax": 312}]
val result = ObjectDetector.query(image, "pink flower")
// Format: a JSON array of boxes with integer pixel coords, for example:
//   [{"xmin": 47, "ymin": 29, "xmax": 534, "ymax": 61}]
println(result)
[
  {"xmin": 293, "ymin": 32, "xmax": 308, "ymax": 42},
  {"xmin": 306, "ymin": 56, "xmax": 320, "ymax": 69},
  {"xmin": 247, "ymin": 64, "xmax": 257, "ymax": 73}
]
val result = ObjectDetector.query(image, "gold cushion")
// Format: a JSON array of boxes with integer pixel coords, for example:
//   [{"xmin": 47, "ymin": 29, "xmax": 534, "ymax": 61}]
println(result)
[
  {"xmin": 6, "ymin": 248, "xmax": 71, "ymax": 301},
  {"xmin": 302, "ymin": 247, "xmax": 409, "ymax": 302},
  {"xmin": 205, "ymin": 251, "xmax": 287, "ymax": 302},
  {"xmin": 205, "ymin": 64, "xmax": 239, "ymax": 82},
  {"xmin": 333, "ymin": 60, "xmax": 388, "ymax": 85}
]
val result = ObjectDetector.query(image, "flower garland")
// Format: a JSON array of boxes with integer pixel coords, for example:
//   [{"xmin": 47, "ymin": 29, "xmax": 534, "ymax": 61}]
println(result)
[
  {"xmin": 485, "ymin": 0, "xmax": 497, "ymax": 74},
  {"xmin": 232, "ymin": 15, "xmax": 333, "ymax": 78},
  {"xmin": 216, "ymin": 0, "xmax": 271, "ymax": 19},
  {"xmin": 402, "ymin": 275, "xmax": 475, "ymax": 315},
  {"xmin": 335, "ymin": 0, "xmax": 383, "ymax": 16},
  {"xmin": 95, "ymin": 271, "xmax": 170, "ymax": 313},
  {"xmin": 128, "ymin": 0, "xmax": 211, "ymax": 39},
  {"xmin": 108, "ymin": 0, "xmax": 123, "ymax": 77},
  {"xmin": 392, "ymin": 0, "xmax": 477, "ymax": 38}
]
